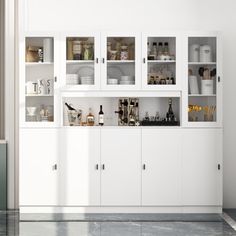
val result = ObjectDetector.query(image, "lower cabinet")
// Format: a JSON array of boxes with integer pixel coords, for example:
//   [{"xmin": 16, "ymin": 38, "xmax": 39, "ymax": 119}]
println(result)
[
  {"xmin": 20, "ymin": 128, "xmax": 60, "ymax": 205},
  {"xmin": 100, "ymin": 128, "xmax": 141, "ymax": 206},
  {"xmin": 59, "ymin": 128, "xmax": 101, "ymax": 206},
  {"xmin": 182, "ymin": 129, "xmax": 222, "ymax": 206},
  {"xmin": 142, "ymin": 129, "xmax": 182, "ymax": 205},
  {"xmin": 20, "ymin": 128, "xmax": 222, "ymax": 208}
]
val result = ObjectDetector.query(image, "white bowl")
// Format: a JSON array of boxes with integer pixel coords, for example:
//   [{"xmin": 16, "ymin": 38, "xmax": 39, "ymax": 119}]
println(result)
[
  {"xmin": 120, "ymin": 81, "xmax": 135, "ymax": 85},
  {"xmin": 26, "ymin": 107, "xmax": 37, "ymax": 116}
]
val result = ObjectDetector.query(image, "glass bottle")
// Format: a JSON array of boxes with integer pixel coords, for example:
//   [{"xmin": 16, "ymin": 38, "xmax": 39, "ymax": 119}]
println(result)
[
  {"xmin": 73, "ymin": 40, "xmax": 83, "ymax": 60},
  {"xmin": 147, "ymin": 42, "xmax": 151, "ymax": 57},
  {"xmin": 157, "ymin": 42, "xmax": 163, "ymax": 58},
  {"xmin": 166, "ymin": 98, "xmax": 175, "ymax": 121},
  {"xmin": 152, "ymin": 42, "xmax": 158, "ymax": 59},
  {"xmin": 98, "ymin": 105, "xmax": 104, "ymax": 126},
  {"xmin": 163, "ymin": 42, "xmax": 169, "ymax": 56},
  {"xmin": 86, "ymin": 108, "xmax": 95, "ymax": 126},
  {"xmin": 120, "ymin": 45, "xmax": 129, "ymax": 60}
]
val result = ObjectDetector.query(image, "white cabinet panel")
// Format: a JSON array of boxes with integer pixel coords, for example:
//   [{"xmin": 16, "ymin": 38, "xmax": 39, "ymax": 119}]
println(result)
[
  {"xmin": 142, "ymin": 129, "xmax": 182, "ymax": 205},
  {"xmin": 182, "ymin": 129, "xmax": 222, "ymax": 206},
  {"xmin": 60, "ymin": 128, "xmax": 100, "ymax": 206},
  {"xmin": 101, "ymin": 128, "xmax": 141, "ymax": 206},
  {"xmin": 20, "ymin": 128, "xmax": 60, "ymax": 205}
]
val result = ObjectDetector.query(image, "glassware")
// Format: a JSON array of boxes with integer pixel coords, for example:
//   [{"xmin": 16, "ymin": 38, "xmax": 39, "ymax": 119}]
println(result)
[
  {"xmin": 73, "ymin": 40, "xmax": 83, "ymax": 60},
  {"xmin": 86, "ymin": 108, "xmax": 95, "ymax": 126},
  {"xmin": 120, "ymin": 45, "xmax": 129, "ymax": 60}
]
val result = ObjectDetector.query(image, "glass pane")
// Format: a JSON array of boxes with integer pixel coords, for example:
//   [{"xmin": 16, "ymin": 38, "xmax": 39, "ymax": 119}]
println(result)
[
  {"xmin": 25, "ymin": 37, "xmax": 54, "ymax": 122},
  {"xmin": 188, "ymin": 37, "xmax": 217, "ymax": 122},
  {"xmin": 66, "ymin": 37, "xmax": 95, "ymax": 85},
  {"xmin": 147, "ymin": 37, "xmax": 176, "ymax": 85},
  {"xmin": 106, "ymin": 37, "xmax": 135, "ymax": 86}
]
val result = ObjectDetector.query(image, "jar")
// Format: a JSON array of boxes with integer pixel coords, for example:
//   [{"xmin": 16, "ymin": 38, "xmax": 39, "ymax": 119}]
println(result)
[
  {"xmin": 200, "ymin": 45, "xmax": 212, "ymax": 62},
  {"xmin": 83, "ymin": 43, "xmax": 94, "ymax": 60},
  {"xmin": 73, "ymin": 41, "xmax": 83, "ymax": 60},
  {"xmin": 120, "ymin": 45, "xmax": 129, "ymax": 60},
  {"xmin": 189, "ymin": 44, "xmax": 200, "ymax": 62}
]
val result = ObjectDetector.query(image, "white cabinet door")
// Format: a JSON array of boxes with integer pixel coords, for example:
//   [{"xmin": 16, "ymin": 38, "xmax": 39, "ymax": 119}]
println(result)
[
  {"xmin": 142, "ymin": 129, "xmax": 182, "ymax": 205},
  {"xmin": 59, "ymin": 128, "xmax": 100, "ymax": 206},
  {"xmin": 101, "ymin": 128, "xmax": 141, "ymax": 206},
  {"xmin": 20, "ymin": 128, "xmax": 59, "ymax": 205},
  {"xmin": 182, "ymin": 129, "xmax": 222, "ymax": 206}
]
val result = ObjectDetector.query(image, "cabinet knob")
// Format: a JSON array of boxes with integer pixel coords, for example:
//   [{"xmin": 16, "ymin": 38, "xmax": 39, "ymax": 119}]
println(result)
[
  {"xmin": 102, "ymin": 164, "xmax": 105, "ymax": 170},
  {"xmin": 143, "ymin": 58, "xmax": 146, "ymax": 64},
  {"xmin": 95, "ymin": 164, "xmax": 99, "ymax": 170},
  {"xmin": 54, "ymin": 76, "xmax": 57, "ymax": 82},
  {"xmin": 218, "ymin": 164, "xmax": 221, "ymax": 170},
  {"xmin": 102, "ymin": 58, "xmax": 105, "ymax": 64},
  {"xmin": 218, "ymin": 76, "xmax": 221, "ymax": 82},
  {"xmin": 96, "ymin": 58, "xmax": 99, "ymax": 64},
  {"xmin": 143, "ymin": 164, "xmax": 146, "ymax": 170}
]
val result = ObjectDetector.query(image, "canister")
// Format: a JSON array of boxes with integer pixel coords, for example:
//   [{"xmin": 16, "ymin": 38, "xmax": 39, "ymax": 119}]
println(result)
[
  {"xmin": 189, "ymin": 44, "xmax": 200, "ymax": 62},
  {"xmin": 200, "ymin": 45, "xmax": 212, "ymax": 62}
]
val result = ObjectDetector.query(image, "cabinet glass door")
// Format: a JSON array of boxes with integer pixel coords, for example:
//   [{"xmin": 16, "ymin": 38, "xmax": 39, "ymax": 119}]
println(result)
[
  {"xmin": 101, "ymin": 33, "xmax": 140, "ymax": 90},
  {"xmin": 24, "ymin": 36, "xmax": 56, "ymax": 125},
  {"xmin": 187, "ymin": 36, "xmax": 219, "ymax": 124},
  {"xmin": 63, "ymin": 33, "xmax": 100, "ymax": 90},
  {"xmin": 142, "ymin": 34, "xmax": 180, "ymax": 90}
]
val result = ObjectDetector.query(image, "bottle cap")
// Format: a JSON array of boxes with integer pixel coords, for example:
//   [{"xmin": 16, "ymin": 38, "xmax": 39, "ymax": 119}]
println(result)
[
  {"xmin": 158, "ymin": 42, "xmax": 163, "ymax": 46},
  {"xmin": 153, "ymin": 42, "xmax": 157, "ymax": 46},
  {"xmin": 164, "ymin": 42, "xmax": 169, "ymax": 45}
]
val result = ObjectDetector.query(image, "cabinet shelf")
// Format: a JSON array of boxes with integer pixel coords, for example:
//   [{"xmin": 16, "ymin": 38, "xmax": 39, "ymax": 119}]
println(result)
[
  {"xmin": 25, "ymin": 62, "xmax": 54, "ymax": 66},
  {"xmin": 26, "ymin": 94, "xmax": 54, "ymax": 97},
  {"xmin": 188, "ymin": 94, "xmax": 216, "ymax": 97},
  {"xmin": 148, "ymin": 60, "xmax": 175, "ymax": 63},
  {"xmin": 188, "ymin": 62, "xmax": 216, "ymax": 65},
  {"xmin": 107, "ymin": 60, "xmax": 135, "ymax": 63},
  {"xmin": 66, "ymin": 60, "xmax": 94, "ymax": 64}
]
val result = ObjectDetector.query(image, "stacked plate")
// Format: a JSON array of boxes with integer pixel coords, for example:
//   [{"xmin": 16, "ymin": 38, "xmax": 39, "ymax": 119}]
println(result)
[
  {"xmin": 120, "ymin": 76, "xmax": 135, "ymax": 85},
  {"xmin": 107, "ymin": 78, "xmax": 119, "ymax": 85},
  {"xmin": 80, "ymin": 76, "xmax": 94, "ymax": 85},
  {"xmin": 66, "ymin": 74, "xmax": 79, "ymax": 85}
]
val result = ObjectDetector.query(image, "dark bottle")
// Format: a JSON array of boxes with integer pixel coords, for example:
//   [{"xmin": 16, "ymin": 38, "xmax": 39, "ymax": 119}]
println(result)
[
  {"xmin": 166, "ymin": 98, "xmax": 175, "ymax": 121},
  {"xmin": 99, "ymin": 105, "xmax": 104, "ymax": 126},
  {"xmin": 65, "ymin": 102, "xmax": 76, "ymax": 111},
  {"xmin": 115, "ymin": 109, "xmax": 123, "ymax": 115}
]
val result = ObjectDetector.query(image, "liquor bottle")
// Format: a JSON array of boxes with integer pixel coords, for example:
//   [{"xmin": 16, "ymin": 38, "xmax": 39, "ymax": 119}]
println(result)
[
  {"xmin": 86, "ymin": 108, "xmax": 95, "ymax": 126},
  {"xmin": 166, "ymin": 98, "xmax": 175, "ymax": 121},
  {"xmin": 157, "ymin": 42, "xmax": 163, "ymax": 58},
  {"xmin": 98, "ymin": 105, "xmax": 104, "ymax": 126},
  {"xmin": 163, "ymin": 42, "xmax": 169, "ymax": 56},
  {"xmin": 65, "ymin": 102, "xmax": 76, "ymax": 111},
  {"xmin": 147, "ymin": 42, "xmax": 151, "ymax": 57},
  {"xmin": 152, "ymin": 42, "xmax": 158, "ymax": 59}
]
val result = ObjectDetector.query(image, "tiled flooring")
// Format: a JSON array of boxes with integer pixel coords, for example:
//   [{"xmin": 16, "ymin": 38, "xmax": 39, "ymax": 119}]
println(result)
[{"xmin": 1, "ymin": 211, "xmax": 236, "ymax": 236}]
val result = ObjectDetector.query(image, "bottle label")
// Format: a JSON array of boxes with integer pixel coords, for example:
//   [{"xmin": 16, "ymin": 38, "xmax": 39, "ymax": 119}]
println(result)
[{"xmin": 99, "ymin": 115, "xmax": 104, "ymax": 124}]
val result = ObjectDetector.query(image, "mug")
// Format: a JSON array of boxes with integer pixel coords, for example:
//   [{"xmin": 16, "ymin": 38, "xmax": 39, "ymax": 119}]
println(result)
[
  {"xmin": 38, "ymin": 79, "xmax": 46, "ymax": 95},
  {"xmin": 26, "ymin": 81, "xmax": 38, "ymax": 94},
  {"xmin": 46, "ymin": 79, "xmax": 53, "ymax": 95}
]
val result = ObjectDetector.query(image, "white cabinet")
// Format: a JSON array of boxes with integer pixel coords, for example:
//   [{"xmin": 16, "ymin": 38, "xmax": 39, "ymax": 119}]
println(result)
[
  {"xmin": 19, "ymin": 128, "xmax": 60, "ymax": 205},
  {"xmin": 59, "ymin": 128, "xmax": 100, "ymax": 206},
  {"xmin": 142, "ymin": 129, "xmax": 181, "ymax": 205},
  {"xmin": 182, "ymin": 129, "xmax": 222, "ymax": 206},
  {"xmin": 100, "ymin": 128, "xmax": 141, "ymax": 206}
]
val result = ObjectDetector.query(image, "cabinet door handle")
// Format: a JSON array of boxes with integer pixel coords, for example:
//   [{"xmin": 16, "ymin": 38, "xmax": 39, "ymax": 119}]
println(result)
[
  {"xmin": 143, "ymin": 164, "xmax": 146, "ymax": 170},
  {"xmin": 143, "ymin": 58, "xmax": 146, "ymax": 64},
  {"xmin": 102, "ymin": 58, "xmax": 105, "ymax": 64},
  {"xmin": 95, "ymin": 164, "xmax": 99, "ymax": 170},
  {"xmin": 54, "ymin": 76, "xmax": 57, "ymax": 82},
  {"xmin": 218, "ymin": 164, "xmax": 221, "ymax": 170},
  {"xmin": 218, "ymin": 76, "xmax": 221, "ymax": 82},
  {"xmin": 102, "ymin": 164, "xmax": 105, "ymax": 170},
  {"xmin": 52, "ymin": 164, "xmax": 57, "ymax": 170},
  {"xmin": 96, "ymin": 58, "xmax": 99, "ymax": 64}
]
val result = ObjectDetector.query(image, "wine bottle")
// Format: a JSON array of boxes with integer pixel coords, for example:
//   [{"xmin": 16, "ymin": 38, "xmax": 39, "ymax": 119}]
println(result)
[
  {"xmin": 98, "ymin": 105, "xmax": 104, "ymax": 126},
  {"xmin": 166, "ymin": 98, "xmax": 175, "ymax": 121},
  {"xmin": 65, "ymin": 102, "xmax": 76, "ymax": 111}
]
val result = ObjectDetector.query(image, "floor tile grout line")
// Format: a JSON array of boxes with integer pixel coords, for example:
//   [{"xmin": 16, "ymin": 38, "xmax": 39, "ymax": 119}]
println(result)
[{"xmin": 222, "ymin": 212, "xmax": 236, "ymax": 231}]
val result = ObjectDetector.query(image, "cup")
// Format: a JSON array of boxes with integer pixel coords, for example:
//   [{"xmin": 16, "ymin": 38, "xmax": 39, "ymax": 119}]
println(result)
[{"xmin": 26, "ymin": 81, "xmax": 38, "ymax": 94}]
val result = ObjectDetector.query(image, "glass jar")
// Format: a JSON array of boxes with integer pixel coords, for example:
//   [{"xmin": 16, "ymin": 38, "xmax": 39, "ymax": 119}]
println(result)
[
  {"xmin": 120, "ymin": 45, "xmax": 129, "ymax": 60},
  {"xmin": 73, "ymin": 40, "xmax": 83, "ymax": 60}
]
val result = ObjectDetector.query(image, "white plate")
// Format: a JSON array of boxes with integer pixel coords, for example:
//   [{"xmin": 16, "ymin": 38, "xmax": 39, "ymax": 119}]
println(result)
[{"xmin": 107, "ymin": 66, "xmax": 124, "ymax": 79}]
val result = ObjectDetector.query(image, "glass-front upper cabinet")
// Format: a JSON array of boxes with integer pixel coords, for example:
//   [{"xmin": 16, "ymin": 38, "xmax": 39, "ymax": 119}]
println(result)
[
  {"xmin": 185, "ymin": 33, "xmax": 222, "ymax": 127},
  {"xmin": 62, "ymin": 32, "xmax": 100, "ymax": 90},
  {"xmin": 101, "ymin": 32, "xmax": 141, "ymax": 90},
  {"xmin": 20, "ymin": 34, "xmax": 59, "ymax": 127},
  {"xmin": 142, "ymin": 33, "xmax": 181, "ymax": 90}
]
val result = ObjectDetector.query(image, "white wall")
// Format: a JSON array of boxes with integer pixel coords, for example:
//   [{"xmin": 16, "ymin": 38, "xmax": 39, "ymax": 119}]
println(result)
[{"xmin": 20, "ymin": 0, "xmax": 236, "ymax": 208}]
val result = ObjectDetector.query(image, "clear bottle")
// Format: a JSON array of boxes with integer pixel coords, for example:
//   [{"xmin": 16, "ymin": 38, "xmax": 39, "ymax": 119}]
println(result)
[
  {"xmin": 86, "ymin": 108, "xmax": 95, "ymax": 126},
  {"xmin": 163, "ymin": 42, "xmax": 169, "ymax": 56},
  {"xmin": 147, "ymin": 42, "xmax": 151, "ymax": 57},
  {"xmin": 152, "ymin": 42, "xmax": 158, "ymax": 59},
  {"xmin": 157, "ymin": 42, "xmax": 163, "ymax": 58},
  {"xmin": 98, "ymin": 105, "xmax": 104, "ymax": 126}
]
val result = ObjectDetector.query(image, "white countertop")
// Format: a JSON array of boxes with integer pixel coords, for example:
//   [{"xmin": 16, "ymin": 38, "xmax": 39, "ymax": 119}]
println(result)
[{"xmin": 0, "ymin": 140, "xmax": 7, "ymax": 144}]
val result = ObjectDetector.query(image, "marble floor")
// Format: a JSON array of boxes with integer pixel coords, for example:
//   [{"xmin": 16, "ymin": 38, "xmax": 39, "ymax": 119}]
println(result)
[{"xmin": 1, "ymin": 211, "xmax": 236, "ymax": 236}]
